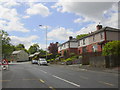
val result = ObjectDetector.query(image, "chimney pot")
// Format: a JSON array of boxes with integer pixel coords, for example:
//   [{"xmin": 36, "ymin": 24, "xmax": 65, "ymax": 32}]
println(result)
[
  {"xmin": 69, "ymin": 36, "xmax": 73, "ymax": 40},
  {"xmin": 96, "ymin": 25, "xmax": 102, "ymax": 30}
]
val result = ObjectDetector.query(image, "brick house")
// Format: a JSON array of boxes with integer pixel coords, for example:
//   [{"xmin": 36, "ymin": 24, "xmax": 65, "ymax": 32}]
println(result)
[
  {"xmin": 58, "ymin": 36, "xmax": 78, "ymax": 57},
  {"xmin": 48, "ymin": 42, "xmax": 59, "ymax": 55},
  {"xmin": 78, "ymin": 25, "xmax": 120, "ymax": 54}
]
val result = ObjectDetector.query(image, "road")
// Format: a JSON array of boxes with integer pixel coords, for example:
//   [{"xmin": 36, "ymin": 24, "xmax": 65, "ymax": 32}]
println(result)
[{"xmin": 1, "ymin": 62, "xmax": 119, "ymax": 89}]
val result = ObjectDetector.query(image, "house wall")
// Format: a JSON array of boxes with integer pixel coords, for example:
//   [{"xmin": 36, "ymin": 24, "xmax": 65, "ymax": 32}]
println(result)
[
  {"xmin": 106, "ymin": 31, "xmax": 119, "ymax": 41},
  {"xmin": 88, "ymin": 31, "xmax": 105, "ymax": 45},
  {"xmin": 58, "ymin": 42, "xmax": 69, "ymax": 52},
  {"xmin": 70, "ymin": 42, "xmax": 78, "ymax": 48},
  {"xmin": 78, "ymin": 31, "xmax": 105, "ymax": 54},
  {"xmin": 16, "ymin": 50, "xmax": 29, "ymax": 61}
]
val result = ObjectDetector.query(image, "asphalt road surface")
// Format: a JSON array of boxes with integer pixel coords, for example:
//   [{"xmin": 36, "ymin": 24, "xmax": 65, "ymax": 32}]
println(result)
[{"xmin": 1, "ymin": 62, "xmax": 119, "ymax": 89}]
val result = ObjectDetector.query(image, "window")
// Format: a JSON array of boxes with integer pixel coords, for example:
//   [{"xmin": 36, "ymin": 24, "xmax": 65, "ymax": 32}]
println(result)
[
  {"xmin": 93, "ymin": 35, "xmax": 95, "ymax": 41},
  {"xmin": 92, "ymin": 45, "xmax": 98, "ymax": 52},
  {"xmin": 82, "ymin": 46, "xmax": 87, "ymax": 53},
  {"xmin": 78, "ymin": 41, "xmax": 80, "ymax": 46},
  {"xmin": 83, "ymin": 39, "xmax": 85, "ymax": 45},
  {"xmin": 100, "ymin": 32, "xmax": 103, "ymax": 39}
]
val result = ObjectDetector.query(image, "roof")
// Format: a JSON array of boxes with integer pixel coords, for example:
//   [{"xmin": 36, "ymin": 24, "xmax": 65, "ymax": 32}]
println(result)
[
  {"xmin": 34, "ymin": 52, "xmax": 40, "ymax": 55},
  {"xmin": 78, "ymin": 27, "xmax": 120, "ymax": 41},
  {"xmin": 12, "ymin": 50, "xmax": 22, "ymax": 54},
  {"xmin": 29, "ymin": 52, "xmax": 40, "ymax": 57},
  {"xmin": 29, "ymin": 54, "xmax": 35, "ymax": 57}
]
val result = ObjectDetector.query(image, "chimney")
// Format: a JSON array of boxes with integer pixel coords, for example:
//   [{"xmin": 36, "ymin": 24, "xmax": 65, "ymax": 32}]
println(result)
[
  {"xmin": 96, "ymin": 25, "xmax": 102, "ymax": 30},
  {"xmin": 69, "ymin": 36, "xmax": 73, "ymax": 40}
]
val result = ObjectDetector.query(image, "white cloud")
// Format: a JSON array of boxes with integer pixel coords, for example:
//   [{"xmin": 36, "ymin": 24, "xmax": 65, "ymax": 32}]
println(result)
[
  {"xmin": 74, "ymin": 17, "xmax": 93, "ymax": 24},
  {"xmin": 0, "ymin": 0, "xmax": 20, "ymax": 8},
  {"xmin": 48, "ymin": 27, "xmax": 74, "ymax": 41},
  {"xmin": 22, "ymin": 15, "xmax": 30, "ymax": 19},
  {"xmin": 52, "ymin": 1, "xmax": 115, "ymax": 21},
  {"xmin": 10, "ymin": 35, "xmax": 39, "ymax": 49},
  {"xmin": 26, "ymin": 3, "xmax": 51, "ymax": 17},
  {"xmin": 103, "ymin": 13, "xmax": 118, "ymax": 28},
  {"xmin": 0, "ymin": 2, "xmax": 29, "ymax": 32}
]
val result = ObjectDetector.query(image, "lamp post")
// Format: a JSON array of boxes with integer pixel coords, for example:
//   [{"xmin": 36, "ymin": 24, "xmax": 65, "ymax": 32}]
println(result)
[{"xmin": 39, "ymin": 25, "xmax": 48, "ymax": 60}]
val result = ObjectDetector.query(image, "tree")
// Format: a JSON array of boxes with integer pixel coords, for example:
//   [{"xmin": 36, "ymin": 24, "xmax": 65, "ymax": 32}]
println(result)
[
  {"xmin": 16, "ymin": 44, "xmax": 25, "ymax": 50},
  {"xmin": 76, "ymin": 34, "xmax": 88, "ymax": 40},
  {"xmin": 15, "ymin": 44, "xmax": 28, "ymax": 53},
  {"xmin": 0, "ymin": 30, "xmax": 15, "ymax": 59},
  {"xmin": 102, "ymin": 41, "xmax": 120, "ymax": 56},
  {"xmin": 0, "ymin": 30, "xmax": 11, "ymax": 45},
  {"xmin": 28, "ymin": 43, "xmax": 40, "ymax": 54}
]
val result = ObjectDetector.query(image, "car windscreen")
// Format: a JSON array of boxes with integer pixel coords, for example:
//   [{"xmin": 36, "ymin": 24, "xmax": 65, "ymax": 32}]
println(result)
[{"xmin": 40, "ymin": 59, "xmax": 46, "ymax": 61}]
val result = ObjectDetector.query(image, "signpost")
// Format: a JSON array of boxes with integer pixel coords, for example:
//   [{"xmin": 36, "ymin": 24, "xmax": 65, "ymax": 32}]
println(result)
[{"xmin": 0, "ymin": 59, "xmax": 9, "ymax": 70}]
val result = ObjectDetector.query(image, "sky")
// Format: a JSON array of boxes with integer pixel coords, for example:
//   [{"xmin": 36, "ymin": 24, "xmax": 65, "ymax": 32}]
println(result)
[{"xmin": 0, "ymin": 0, "xmax": 119, "ymax": 50}]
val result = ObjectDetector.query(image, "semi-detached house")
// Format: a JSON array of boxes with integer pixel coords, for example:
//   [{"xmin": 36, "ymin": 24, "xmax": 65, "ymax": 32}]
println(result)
[
  {"xmin": 58, "ymin": 36, "xmax": 78, "ymax": 56},
  {"xmin": 58, "ymin": 25, "xmax": 120, "ymax": 56},
  {"xmin": 78, "ymin": 25, "xmax": 120, "ymax": 54}
]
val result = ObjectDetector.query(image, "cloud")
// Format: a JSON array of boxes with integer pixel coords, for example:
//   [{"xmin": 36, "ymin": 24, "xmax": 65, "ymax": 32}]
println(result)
[
  {"xmin": 74, "ymin": 17, "xmax": 94, "ymax": 24},
  {"xmin": 0, "ymin": 0, "xmax": 20, "ymax": 8},
  {"xmin": 22, "ymin": 15, "xmax": 30, "ymax": 19},
  {"xmin": 52, "ymin": 1, "xmax": 115, "ymax": 21},
  {"xmin": 26, "ymin": 3, "xmax": 51, "ymax": 17},
  {"xmin": 0, "ymin": 2, "xmax": 29, "ymax": 32},
  {"xmin": 10, "ymin": 35, "xmax": 39, "ymax": 49},
  {"xmin": 47, "ymin": 27, "xmax": 74, "ymax": 41}
]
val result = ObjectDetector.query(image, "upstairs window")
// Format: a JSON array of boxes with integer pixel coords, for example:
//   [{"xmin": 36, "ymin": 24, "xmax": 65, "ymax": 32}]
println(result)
[
  {"xmin": 93, "ymin": 35, "xmax": 95, "ymax": 41},
  {"xmin": 83, "ymin": 39, "xmax": 85, "ymax": 45},
  {"xmin": 100, "ymin": 32, "xmax": 103, "ymax": 39},
  {"xmin": 78, "ymin": 41, "xmax": 80, "ymax": 46}
]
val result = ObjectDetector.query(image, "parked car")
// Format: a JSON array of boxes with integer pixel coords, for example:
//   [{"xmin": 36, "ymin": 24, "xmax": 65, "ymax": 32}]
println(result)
[
  {"xmin": 31, "ymin": 60, "xmax": 38, "ymax": 64},
  {"xmin": 38, "ymin": 58, "xmax": 48, "ymax": 66}
]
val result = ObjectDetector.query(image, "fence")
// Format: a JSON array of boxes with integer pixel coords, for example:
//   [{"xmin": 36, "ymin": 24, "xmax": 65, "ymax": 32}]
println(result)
[
  {"xmin": 89, "ymin": 55, "xmax": 119, "ymax": 68},
  {"xmin": 81, "ymin": 52, "xmax": 102, "ymax": 65}
]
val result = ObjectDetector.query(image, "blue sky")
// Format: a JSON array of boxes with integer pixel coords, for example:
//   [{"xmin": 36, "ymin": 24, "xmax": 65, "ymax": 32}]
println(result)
[{"xmin": 0, "ymin": 0, "xmax": 119, "ymax": 50}]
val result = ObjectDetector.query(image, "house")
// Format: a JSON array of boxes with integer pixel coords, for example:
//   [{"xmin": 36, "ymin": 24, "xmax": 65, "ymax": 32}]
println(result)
[
  {"xmin": 12, "ymin": 50, "xmax": 29, "ymax": 62},
  {"xmin": 48, "ymin": 42, "xmax": 59, "ymax": 55},
  {"xmin": 58, "ymin": 36, "xmax": 78, "ymax": 57},
  {"xmin": 78, "ymin": 25, "xmax": 120, "ymax": 54}
]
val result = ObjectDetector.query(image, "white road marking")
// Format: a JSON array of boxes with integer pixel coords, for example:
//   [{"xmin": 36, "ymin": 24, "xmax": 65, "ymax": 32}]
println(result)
[
  {"xmin": 39, "ymin": 79, "xmax": 45, "ymax": 83},
  {"xmin": 52, "ymin": 75, "xmax": 80, "ymax": 87},
  {"xmin": 39, "ymin": 70, "xmax": 47, "ymax": 73},
  {"xmin": 98, "ymin": 81, "xmax": 114, "ymax": 86}
]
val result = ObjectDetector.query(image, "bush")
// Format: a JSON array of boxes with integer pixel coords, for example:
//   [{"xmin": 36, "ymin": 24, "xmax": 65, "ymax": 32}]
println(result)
[{"xmin": 102, "ymin": 41, "xmax": 120, "ymax": 56}]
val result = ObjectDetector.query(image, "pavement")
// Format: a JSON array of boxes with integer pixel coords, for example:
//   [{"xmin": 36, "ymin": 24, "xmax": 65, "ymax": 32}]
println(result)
[{"xmin": 50, "ymin": 64, "xmax": 120, "ymax": 74}]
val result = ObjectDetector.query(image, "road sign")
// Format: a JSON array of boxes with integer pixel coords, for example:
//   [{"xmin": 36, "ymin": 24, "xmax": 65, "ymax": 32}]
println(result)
[{"xmin": 0, "ymin": 59, "xmax": 8, "ymax": 65}]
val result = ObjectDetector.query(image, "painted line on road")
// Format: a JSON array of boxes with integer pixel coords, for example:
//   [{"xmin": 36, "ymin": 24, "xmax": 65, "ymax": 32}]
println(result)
[
  {"xmin": 52, "ymin": 75, "xmax": 80, "ymax": 88},
  {"xmin": 0, "ymin": 80, "xmax": 11, "ymax": 82},
  {"xmin": 49, "ymin": 86, "xmax": 56, "ymax": 90},
  {"xmin": 39, "ymin": 79, "xmax": 45, "ymax": 83},
  {"xmin": 98, "ymin": 81, "xmax": 114, "ymax": 86},
  {"xmin": 39, "ymin": 70, "xmax": 47, "ymax": 73},
  {"xmin": 22, "ymin": 79, "xmax": 37, "ymax": 80}
]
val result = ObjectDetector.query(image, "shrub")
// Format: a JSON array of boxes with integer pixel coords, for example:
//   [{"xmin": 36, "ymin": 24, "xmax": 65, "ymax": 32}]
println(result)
[{"xmin": 102, "ymin": 41, "xmax": 120, "ymax": 56}]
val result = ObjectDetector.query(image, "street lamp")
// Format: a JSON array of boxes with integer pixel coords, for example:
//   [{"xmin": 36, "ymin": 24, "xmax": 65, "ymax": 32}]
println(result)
[{"xmin": 39, "ymin": 25, "xmax": 48, "ymax": 60}]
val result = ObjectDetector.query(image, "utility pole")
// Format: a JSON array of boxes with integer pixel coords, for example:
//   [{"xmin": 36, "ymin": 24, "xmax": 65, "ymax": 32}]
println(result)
[{"xmin": 39, "ymin": 25, "xmax": 48, "ymax": 60}]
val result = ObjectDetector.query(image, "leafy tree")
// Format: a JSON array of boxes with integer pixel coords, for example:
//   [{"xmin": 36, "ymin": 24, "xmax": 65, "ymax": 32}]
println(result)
[
  {"xmin": 102, "ymin": 41, "xmax": 120, "ymax": 56},
  {"xmin": 0, "ymin": 30, "xmax": 11, "ymax": 45},
  {"xmin": 28, "ymin": 43, "xmax": 40, "ymax": 54},
  {"xmin": 16, "ymin": 44, "xmax": 25, "ymax": 50},
  {"xmin": 76, "ymin": 34, "xmax": 88, "ymax": 40},
  {"xmin": 15, "ymin": 44, "xmax": 28, "ymax": 53},
  {"xmin": 0, "ymin": 30, "xmax": 15, "ymax": 59}
]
